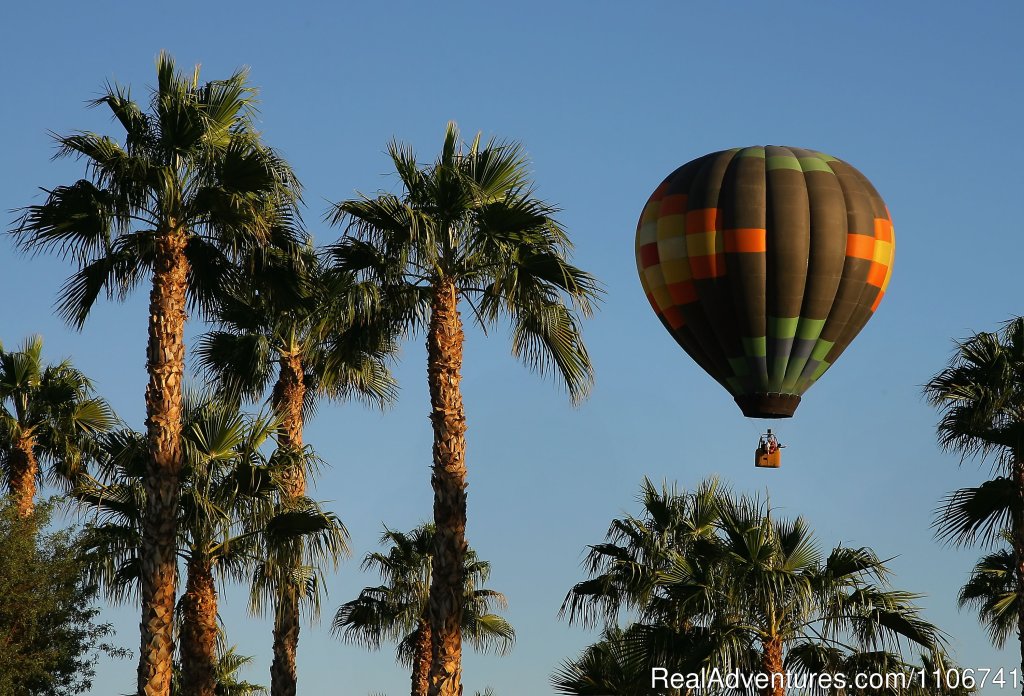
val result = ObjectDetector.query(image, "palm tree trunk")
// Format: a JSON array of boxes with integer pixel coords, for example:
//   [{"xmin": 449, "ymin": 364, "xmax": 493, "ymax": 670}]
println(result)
[
  {"xmin": 412, "ymin": 619, "xmax": 432, "ymax": 696},
  {"xmin": 138, "ymin": 228, "xmax": 189, "ymax": 696},
  {"xmin": 270, "ymin": 583, "xmax": 300, "ymax": 696},
  {"xmin": 269, "ymin": 353, "xmax": 305, "ymax": 696},
  {"xmin": 760, "ymin": 636, "xmax": 784, "ymax": 696},
  {"xmin": 179, "ymin": 560, "xmax": 219, "ymax": 696},
  {"xmin": 271, "ymin": 353, "xmax": 306, "ymax": 496},
  {"xmin": 425, "ymin": 279, "xmax": 468, "ymax": 696},
  {"xmin": 8, "ymin": 434, "xmax": 37, "ymax": 518}
]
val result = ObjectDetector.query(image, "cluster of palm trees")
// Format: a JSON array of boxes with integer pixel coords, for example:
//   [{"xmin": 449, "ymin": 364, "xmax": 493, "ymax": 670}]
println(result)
[
  {"xmin": 70, "ymin": 394, "xmax": 348, "ymax": 696},
  {"xmin": 555, "ymin": 478, "xmax": 960, "ymax": 696},
  {"xmin": 6, "ymin": 51, "xmax": 595, "ymax": 696}
]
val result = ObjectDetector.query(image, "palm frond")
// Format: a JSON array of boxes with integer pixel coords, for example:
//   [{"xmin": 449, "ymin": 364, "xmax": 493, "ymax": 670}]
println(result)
[
  {"xmin": 933, "ymin": 478, "xmax": 1019, "ymax": 547},
  {"xmin": 957, "ymin": 538, "xmax": 1018, "ymax": 648},
  {"xmin": 510, "ymin": 300, "xmax": 594, "ymax": 404}
]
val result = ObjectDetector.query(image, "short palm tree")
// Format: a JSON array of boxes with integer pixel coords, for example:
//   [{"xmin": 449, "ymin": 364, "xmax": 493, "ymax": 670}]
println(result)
[
  {"xmin": 333, "ymin": 523, "xmax": 514, "ymax": 696},
  {"xmin": 562, "ymin": 479, "xmax": 946, "ymax": 696},
  {"xmin": 13, "ymin": 52, "xmax": 302, "ymax": 696},
  {"xmin": 246, "ymin": 471, "xmax": 352, "ymax": 696},
  {"xmin": 197, "ymin": 245, "xmax": 395, "ymax": 696},
  {"xmin": 0, "ymin": 336, "xmax": 115, "ymax": 517},
  {"xmin": 712, "ymin": 494, "xmax": 943, "ymax": 695},
  {"xmin": 330, "ymin": 122, "xmax": 598, "ymax": 696},
  {"xmin": 925, "ymin": 317, "xmax": 1024, "ymax": 679}
]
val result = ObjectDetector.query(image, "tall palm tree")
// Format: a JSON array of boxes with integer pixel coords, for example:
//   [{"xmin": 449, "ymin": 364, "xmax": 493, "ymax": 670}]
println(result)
[
  {"xmin": 13, "ymin": 52, "xmax": 302, "ymax": 696},
  {"xmin": 562, "ymin": 479, "xmax": 946, "ymax": 696},
  {"xmin": 333, "ymin": 523, "xmax": 514, "ymax": 696},
  {"xmin": 0, "ymin": 335, "xmax": 115, "ymax": 517},
  {"xmin": 925, "ymin": 316, "xmax": 1024, "ymax": 685},
  {"xmin": 73, "ymin": 394, "xmax": 343, "ymax": 696},
  {"xmin": 197, "ymin": 245, "xmax": 396, "ymax": 696},
  {"xmin": 330, "ymin": 122, "xmax": 598, "ymax": 696}
]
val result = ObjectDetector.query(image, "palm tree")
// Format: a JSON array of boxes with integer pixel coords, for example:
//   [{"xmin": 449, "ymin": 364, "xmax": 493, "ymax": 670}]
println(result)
[
  {"xmin": 0, "ymin": 335, "xmax": 115, "ymax": 517},
  {"xmin": 712, "ymin": 494, "xmax": 943, "ymax": 696},
  {"xmin": 74, "ymin": 394, "xmax": 343, "ymax": 696},
  {"xmin": 13, "ymin": 52, "xmax": 302, "ymax": 696},
  {"xmin": 329, "ymin": 122, "xmax": 598, "ymax": 696},
  {"xmin": 925, "ymin": 316, "xmax": 1024, "ymax": 684},
  {"xmin": 562, "ymin": 479, "xmax": 946, "ymax": 696},
  {"xmin": 333, "ymin": 523, "xmax": 514, "ymax": 696},
  {"xmin": 197, "ymin": 245, "xmax": 396, "ymax": 696},
  {"xmin": 247, "ymin": 477, "xmax": 352, "ymax": 696}
]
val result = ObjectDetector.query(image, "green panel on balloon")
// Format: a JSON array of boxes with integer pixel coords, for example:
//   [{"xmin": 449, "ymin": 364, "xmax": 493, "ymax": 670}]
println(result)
[{"xmin": 797, "ymin": 157, "xmax": 835, "ymax": 174}]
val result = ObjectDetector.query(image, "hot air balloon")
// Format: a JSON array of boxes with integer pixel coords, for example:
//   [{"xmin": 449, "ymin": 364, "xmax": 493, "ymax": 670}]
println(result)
[{"xmin": 635, "ymin": 146, "xmax": 894, "ymax": 426}]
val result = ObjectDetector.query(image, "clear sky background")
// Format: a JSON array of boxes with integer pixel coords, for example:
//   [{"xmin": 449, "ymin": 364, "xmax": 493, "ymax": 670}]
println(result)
[{"xmin": 2, "ymin": 2, "xmax": 1024, "ymax": 694}]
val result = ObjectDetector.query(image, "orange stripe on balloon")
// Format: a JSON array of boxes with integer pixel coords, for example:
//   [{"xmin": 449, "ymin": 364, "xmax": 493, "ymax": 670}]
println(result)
[
  {"xmin": 846, "ymin": 234, "xmax": 875, "ymax": 260},
  {"xmin": 685, "ymin": 208, "xmax": 718, "ymax": 234},
  {"xmin": 873, "ymin": 217, "xmax": 894, "ymax": 243},
  {"xmin": 867, "ymin": 261, "xmax": 888, "ymax": 287},
  {"xmin": 724, "ymin": 228, "xmax": 767, "ymax": 253}
]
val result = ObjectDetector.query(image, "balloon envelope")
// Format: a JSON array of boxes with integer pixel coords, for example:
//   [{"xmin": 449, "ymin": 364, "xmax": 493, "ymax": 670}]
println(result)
[{"xmin": 635, "ymin": 146, "xmax": 894, "ymax": 418}]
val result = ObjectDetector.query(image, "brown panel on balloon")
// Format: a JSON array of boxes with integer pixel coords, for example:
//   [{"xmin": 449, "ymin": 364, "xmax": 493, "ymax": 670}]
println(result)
[
  {"xmin": 764, "ymin": 146, "xmax": 811, "ymax": 392},
  {"xmin": 720, "ymin": 149, "xmax": 768, "ymax": 392}
]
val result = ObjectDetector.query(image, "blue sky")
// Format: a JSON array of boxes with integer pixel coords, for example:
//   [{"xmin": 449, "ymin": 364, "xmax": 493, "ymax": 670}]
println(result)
[{"xmin": 3, "ymin": 2, "xmax": 1024, "ymax": 694}]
